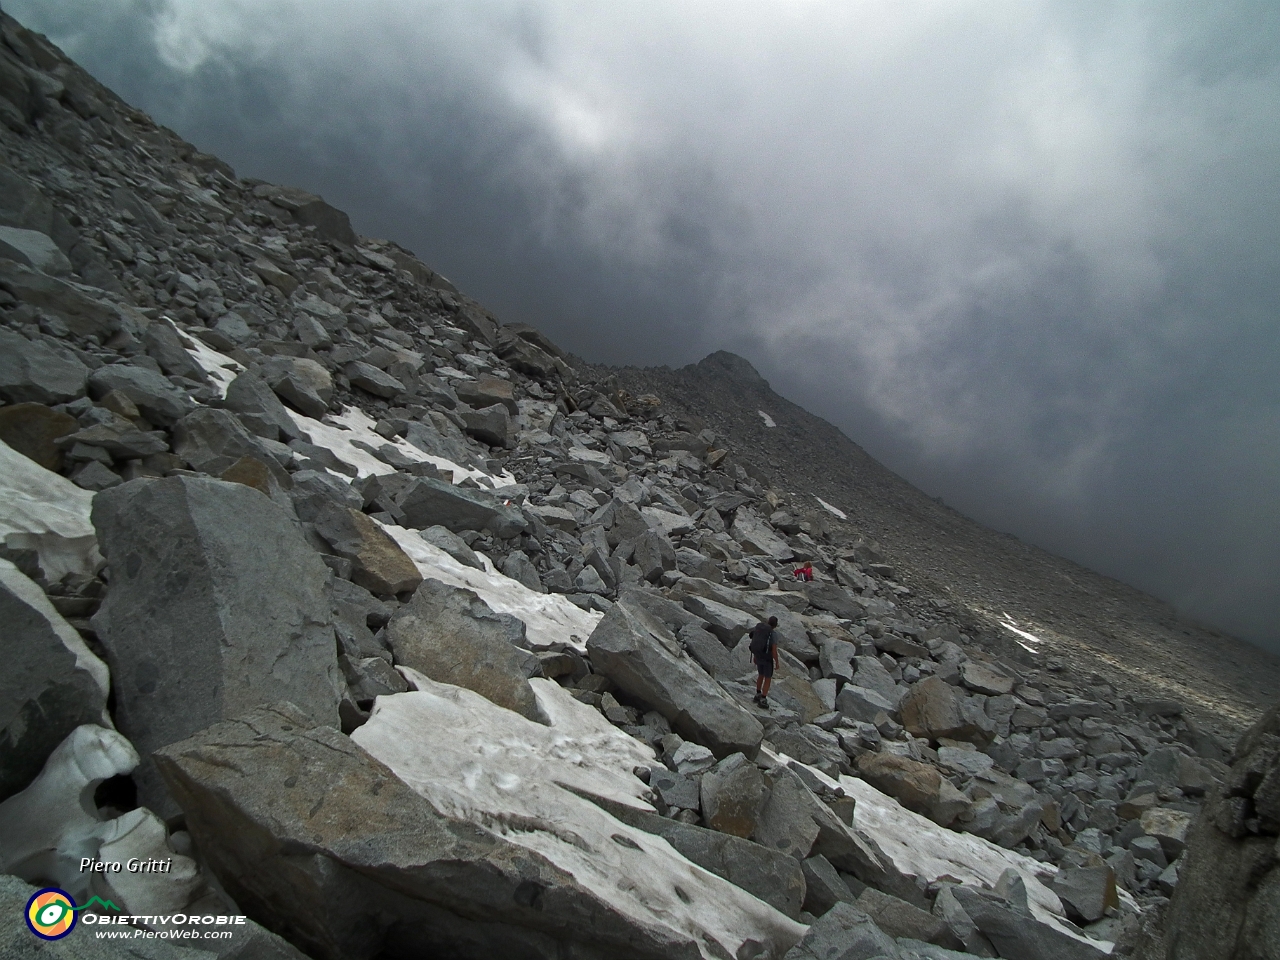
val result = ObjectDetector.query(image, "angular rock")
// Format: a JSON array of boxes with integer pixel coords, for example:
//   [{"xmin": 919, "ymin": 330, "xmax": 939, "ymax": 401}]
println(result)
[
  {"xmin": 221, "ymin": 369, "xmax": 301, "ymax": 442},
  {"xmin": 701, "ymin": 752, "xmax": 768, "ymax": 838},
  {"xmin": 502, "ymin": 550, "xmax": 544, "ymax": 592},
  {"xmin": 0, "ymin": 225, "xmax": 73, "ymax": 274},
  {"xmin": 143, "ymin": 320, "xmax": 210, "ymax": 383},
  {"xmin": 802, "ymin": 854, "xmax": 859, "ymax": 917},
  {"xmin": 0, "ymin": 261, "xmax": 126, "ymax": 338},
  {"xmin": 804, "ymin": 582, "xmax": 868, "ymax": 620},
  {"xmin": 455, "ymin": 375, "xmax": 517, "ymax": 414},
  {"xmin": 857, "ymin": 887, "xmax": 960, "ymax": 950},
  {"xmin": 461, "ymin": 403, "xmax": 511, "ymax": 447},
  {"xmin": 949, "ymin": 886, "xmax": 1106, "ymax": 960},
  {"xmin": 1140, "ymin": 806, "xmax": 1194, "ymax": 860},
  {"xmin": 1136, "ymin": 746, "xmax": 1220, "ymax": 798},
  {"xmin": 91, "ymin": 476, "xmax": 343, "ymax": 812},
  {"xmin": 345, "ymin": 359, "xmax": 405, "ymax": 399},
  {"xmin": 0, "ymin": 402, "xmax": 77, "ymax": 470},
  {"xmin": 253, "ymin": 183, "xmax": 357, "ymax": 244},
  {"xmin": 632, "ymin": 528, "xmax": 677, "ymax": 583},
  {"xmin": 586, "ymin": 599, "xmax": 763, "ymax": 758},
  {"xmin": 171, "ymin": 407, "xmax": 288, "ymax": 482},
  {"xmin": 852, "ymin": 656, "xmax": 902, "ymax": 705},
  {"xmin": 398, "ymin": 476, "xmax": 529, "ymax": 538},
  {"xmin": 0, "ymin": 328, "xmax": 87, "ymax": 405},
  {"xmin": 836, "ymin": 684, "xmax": 897, "ymax": 724},
  {"xmin": 313, "ymin": 501, "xmax": 424, "ymax": 595},
  {"xmin": 387, "ymin": 578, "xmax": 540, "ymax": 721},
  {"xmin": 420, "ymin": 524, "xmax": 486, "ymax": 570},
  {"xmin": 731, "ymin": 507, "xmax": 793, "ymax": 561},
  {"xmin": 0, "ymin": 559, "xmax": 110, "ymax": 801},
  {"xmin": 88, "ymin": 363, "xmax": 193, "ymax": 427},
  {"xmin": 856, "ymin": 753, "xmax": 967, "ymax": 828},
  {"xmin": 783, "ymin": 901, "xmax": 898, "ymax": 960},
  {"xmin": 1051, "ymin": 865, "xmax": 1117, "ymax": 924},
  {"xmin": 261, "ymin": 356, "xmax": 332, "ymax": 418},
  {"xmin": 959, "ymin": 661, "xmax": 1015, "ymax": 696},
  {"xmin": 900, "ymin": 676, "xmax": 996, "ymax": 746},
  {"xmin": 683, "ymin": 593, "xmax": 758, "ymax": 645},
  {"xmin": 159, "ymin": 700, "xmax": 799, "ymax": 960}
]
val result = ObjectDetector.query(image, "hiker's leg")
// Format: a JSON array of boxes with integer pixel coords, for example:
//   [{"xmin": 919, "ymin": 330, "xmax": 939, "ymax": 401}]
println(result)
[{"xmin": 761, "ymin": 676, "xmax": 772, "ymax": 696}]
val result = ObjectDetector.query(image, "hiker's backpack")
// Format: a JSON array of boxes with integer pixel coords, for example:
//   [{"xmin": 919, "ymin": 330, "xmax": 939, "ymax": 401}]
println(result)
[{"xmin": 749, "ymin": 624, "xmax": 772, "ymax": 657}]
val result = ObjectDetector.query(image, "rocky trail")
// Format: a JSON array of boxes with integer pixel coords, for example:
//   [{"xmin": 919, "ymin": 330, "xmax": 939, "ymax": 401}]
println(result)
[{"xmin": 0, "ymin": 11, "xmax": 1276, "ymax": 960}]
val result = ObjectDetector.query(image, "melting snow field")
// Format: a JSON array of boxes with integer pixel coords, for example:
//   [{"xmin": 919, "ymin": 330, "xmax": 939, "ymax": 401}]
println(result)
[
  {"xmin": 815, "ymin": 496, "xmax": 847, "ymax": 520},
  {"xmin": 175, "ymin": 324, "xmax": 242, "ymax": 395},
  {"xmin": 381, "ymin": 522, "xmax": 602, "ymax": 653},
  {"xmin": 353, "ymin": 676, "xmax": 805, "ymax": 960},
  {"xmin": 0, "ymin": 440, "xmax": 101, "ymax": 581},
  {"xmin": 758, "ymin": 410, "xmax": 776, "ymax": 428}
]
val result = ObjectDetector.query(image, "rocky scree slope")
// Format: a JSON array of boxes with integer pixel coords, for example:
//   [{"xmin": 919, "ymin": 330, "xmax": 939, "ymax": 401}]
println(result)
[
  {"xmin": 596, "ymin": 352, "xmax": 1280, "ymax": 735},
  {"xmin": 0, "ymin": 11, "xmax": 1276, "ymax": 960}
]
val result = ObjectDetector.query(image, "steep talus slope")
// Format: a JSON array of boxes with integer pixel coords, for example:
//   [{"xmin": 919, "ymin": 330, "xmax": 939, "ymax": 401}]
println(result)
[{"xmin": 597, "ymin": 352, "xmax": 1280, "ymax": 735}]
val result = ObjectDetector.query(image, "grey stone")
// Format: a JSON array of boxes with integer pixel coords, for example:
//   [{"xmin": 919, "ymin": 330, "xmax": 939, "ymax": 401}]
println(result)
[
  {"xmin": 91, "ymin": 476, "xmax": 343, "ymax": 814},
  {"xmin": 290, "ymin": 469, "xmax": 363, "ymax": 522},
  {"xmin": 852, "ymin": 656, "xmax": 902, "ymax": 705},
  {"xmin": 899, "ymin": 676, "xmax": 995, "ymax": 746},
  {"xmin": 388, "ymin": 578, "xmax": 540, "ymax": 721},
  {"xmin": 574, "ymin": 564, "xmax": 607, "ymax": 594},
  {"xmin": 857, "ymin": 888, "xmax": 961, "ymax": 951},
  {"xmin": 157, "ymin": 702, "xmax": 743, "ymax": 960},
  {"xmin": 502, "ymin": 550, "xmax": 544, "ymax": 592},
  {"xmin": 454, "ymin": 375, "xmax": 517, "ymax": 414},
  {"xmin": 632, "ymin": 528, "xmax": 677, "ymax": 583},
  {"xmin": 701, "ymin": 752, "xmax": 767, "ymax": 837},
  {"xmin": 398, "ymin": 476, "xmax": 529, "ymax": 538},
  {"xmin": 261, "ymin": 356, "xmax": 332, "ymax": 418},
  {"xmin": 932, "ymin": 885, "xmax": 997, "ymax": 957},
  {"xmin": 819, "ymin": 638, "xmax": 857, "ymax": 682},
  {"xmin": 221, "ymin": 370, "xmax": 301, "ymax": 442},
  {"xmin": 345, "ymin": 360, "xmax": 405, "ymax": 399},
  {"xmin": 835, "ymin": 684, "xmax": 897, "ymax": 724},
  {"xmin": 0, "ymin": 225, "xmax": 72, "ymax": 275},
  {"xmin": 0, "ymin": 329, "xmax": 88, "ymax": 404},
  {"xmin": 1136, "ymin": 746, "xmax": 1220, "ymax": 797},
  {"xmin": 142, "ymin": 320, "xmax": 210, "ymax": 384},
  {"xmin": 678, "ymin": 622, "xmax": 741, "ymax": 680},
  {"xmin": 0, "ymin": 559, "xmax": 109, "ymax": 802},
  {"xmin": 783, "ymin": 901, "xmax": 899, "ymax": 960},
  {"xmin": 949, "ymin": 886, "xmax": 1107, "ymax": 960},
  {"xmin": 461, "ymin": 403, "xmax": 512, "ymax": 447},
  {"xmin": 802, "ymin": 853, "xmax": 859, "ymax": 917},
  {"xmin": 959, "ymin": 661, "xmax": 1015, "ymax": 696},
  {"xmin": 312, "ymin": 501, "xmax": 424, "ymax": 596},
  {"xmin": 88, "ymin": 363, "xmax": 194, "ymax": 427},
  {"xmin": 683, "ymin": 593, "xmax": 757, "ymax": 645},
  {"xmin": 57, "ymin": 421, "xmax": 169, "ymax": 460},
  {"xmin": 731, "ymin": 507, "xmax": 793, "ymax": 561},
  {"xmin": 583, "ymin": 787, "xmax": 807, "ymax": 920},
  {"xmin": 0, "ymin": 261, "xmax": 127, "ymax": 338},
  {"xmin": 420, "ymin": 524, "xmax": 486, "ymax": 570},
  {"xmin": 0, "ymin": 402, "xmax": 77, "ymax": 470},
  {"xmin": 804, "ymin": 582, "xmax": 868, "ymax": 620},
  {"xmin": 252, "ymin": 183, "xmax": 357, "ymax": 244},
  {"xmin": 770, "ymin": 726, "xmax": 848, "ymax": 779},
  {"xmin": 586, "ymin": 599, "xmax": 763, "ymax": 758},
  {"xmin": 171, "ymin": 408, "xmax": 289, "ymax": 481},
  {"xmin": 1051, "ymin": 865, "xmax": 1117, "ymax": 924},
  {"xmin": 651, "ymin": 768, "xmax": 701, "ymax": 810}
]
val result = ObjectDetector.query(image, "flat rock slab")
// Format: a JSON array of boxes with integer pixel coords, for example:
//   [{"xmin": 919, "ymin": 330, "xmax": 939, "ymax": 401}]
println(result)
[
  {"xmin": 92, "ymin": 476, "xmax": 342, "ymax": 813},
  {"xmin": 397, "ymin": 475, "xmax": 528, "ymax": 538},
  {"xmin": 388, "ymin": 578, "xmax": 540, "ymax": 721},
  {"xmin": 587, "ymin": 600, "xmax": 763, "ymax": 758},
  {"xmin": 0, "ymin": 559, "xmax": 109, "ymax": 801}
]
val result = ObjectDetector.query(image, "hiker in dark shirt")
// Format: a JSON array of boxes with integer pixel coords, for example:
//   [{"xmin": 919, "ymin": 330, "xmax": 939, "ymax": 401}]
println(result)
[{"xmin": 749, "ymin": 616, "xmax": 779, "ymax": 707}]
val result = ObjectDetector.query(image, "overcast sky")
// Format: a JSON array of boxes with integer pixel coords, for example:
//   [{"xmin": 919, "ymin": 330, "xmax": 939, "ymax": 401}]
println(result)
[{"xmin": 12, "ymin": 1, "xmax": 1279, "ymax": 653}]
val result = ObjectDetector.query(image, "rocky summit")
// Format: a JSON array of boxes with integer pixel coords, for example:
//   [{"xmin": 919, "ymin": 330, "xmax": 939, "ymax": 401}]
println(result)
[{"xmin": 0, "ymin": 11, "xmax": 1276, "ymax": 960}]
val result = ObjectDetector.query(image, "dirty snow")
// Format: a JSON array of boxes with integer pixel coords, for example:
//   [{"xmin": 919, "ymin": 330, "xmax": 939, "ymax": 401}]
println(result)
[
  {"xmin": 0, "ymin": 440, "xmax": 101, "ymax": 581},
  {"xmin": 353, "ymin": 678, "xmax": 805, "ymax": 960},
  {"xmin": 758, "ymin": 410, "xmax": 776, "ymax": 427},
  {"xmin": 815, "ymin": 496, "xmax": 847, "ymax": 520},
  {"xmin": 380, "ymin": 522, "xmax": 601, "ymax": 653}
]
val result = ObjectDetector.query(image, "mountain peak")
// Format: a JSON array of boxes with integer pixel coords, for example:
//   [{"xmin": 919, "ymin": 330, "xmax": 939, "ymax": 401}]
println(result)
[{"xmin": 690, "ymin": 350, "xmax": 770, "ymax": 390}]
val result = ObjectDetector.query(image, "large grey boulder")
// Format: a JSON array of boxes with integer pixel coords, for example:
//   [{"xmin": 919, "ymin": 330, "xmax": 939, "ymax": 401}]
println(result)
[
  {"xmin": 88, "ymin": 363, "xmax": 194, "ymax": 427},
  {"xmin": 731, "ymin": 507, "xmax": 793, "ymax": 561},
  {"xmin": 252, "ymin": 183, "xmax": 357, "ymax": 245},
  {"xmin": 312, "ymin": 501, "xmax": 423, "ymax": 596},
  {"xmin": 585, "ymin": 788, "xmax": 807, "ymax": 920},
  {"xmin": 782, "ymin": 901, "xmax": 899, "ymax": 960},
  {"xmin": 0, "ymin": 261, "xmax": 127, "ymax": 338},
  {"xmin": 142, "ymin": 320, "xmax": 210, "ymax": 384},
  {"xmin": 261, "ymin": 356, "xmax": 333, "ymax": 419},
  {"xmin": 345, "ymin": 360, "xmax": 406, "ymax": 399},
  {"xmin": 0, "ymin": 329, "xmax": 88, "ymax": 405},
  {"xmin": 949, "ymin": 885, "xmax": 1107, "ymax": 960},
  {"xmin": 171, "ymin": 407, "xmax": 289, "ymax": 481},
  {"xmin": 586, "ymin": 600, "xmax": 763, "ymax": 758},
  {"xmin": 0, "ymin": 559, "xmax": 109, "ymax": 802},
  {"xmin": 397, "ymin": 476, "xmax": 528, "ymax": 538},
  {"xmin": 91, "ymin": 476, "xmax": 343, "ymax": 812},
  {"xmin": 0, "ymin": 226, "xmax": 73, "ymax": 275},
  {"xmin": 156, "ymin": 701, "xmax": 765, "ymax": 960},
  {"xmin": 804, "ymin": 582, "xmax": 868, "ymax": 620},
  {"xmin": 1159, "ymin": 703, "xmax": 1280, "ymax": 960},
  {"xmin": 460, "ymin": 403, "xmax": 512, "ymax": 447},
  {"xmin": 701, "ymin": 752, "xmax": 768, "ymax": 838},
  {"xmin": 899, "ymin": 676, "xmax": 996, "ymax": 746},
  {"xmin": 683, "ymin": 593, "xmax": 757, "ymax": 645},
  {"xmin": 387, "ymin": 578, "xmax": 540, "ymax": 721},
  {"xmin": 221, "ymin": 370, "xmax": 301, "ymax": 442}
]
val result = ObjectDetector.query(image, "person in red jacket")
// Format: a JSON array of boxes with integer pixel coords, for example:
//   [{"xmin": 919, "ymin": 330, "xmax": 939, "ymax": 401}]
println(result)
[{"xmin": 793, "ymin": 562, "xmax": 814, "ymax": 582}]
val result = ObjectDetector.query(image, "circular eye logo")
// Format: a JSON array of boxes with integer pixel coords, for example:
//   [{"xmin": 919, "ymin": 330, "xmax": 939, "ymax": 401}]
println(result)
[{"xmin": 25, "ymin": 888, "xmax": 77, "ymax": 940}]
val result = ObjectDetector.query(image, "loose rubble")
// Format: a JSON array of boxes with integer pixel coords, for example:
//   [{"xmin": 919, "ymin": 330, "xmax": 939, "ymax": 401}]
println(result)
[{"xmin": 0, "ymin": 10, "xmax": 1268, "ymax": 960}]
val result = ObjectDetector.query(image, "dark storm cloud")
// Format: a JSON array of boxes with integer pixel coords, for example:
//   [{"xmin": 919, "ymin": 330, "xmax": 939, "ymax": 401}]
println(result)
[{"xmin": 11, "ymin": 1, "xmax": 1279, "ymax": 651}]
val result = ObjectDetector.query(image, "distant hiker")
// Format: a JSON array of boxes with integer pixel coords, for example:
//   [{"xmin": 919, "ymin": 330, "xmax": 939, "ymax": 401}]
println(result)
[
  {"xmin": 793, "ymin": 561, "xmax": 813, "ymax": 582},
  {"xmin": 749, "ymin": 616, "xmax": 780, "ymax": 707}
]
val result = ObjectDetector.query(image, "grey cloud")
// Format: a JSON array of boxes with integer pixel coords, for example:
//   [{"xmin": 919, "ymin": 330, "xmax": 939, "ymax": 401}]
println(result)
[{"xmin": 11, "ymin": 0, "xmax": 1279, "ymax": 651}]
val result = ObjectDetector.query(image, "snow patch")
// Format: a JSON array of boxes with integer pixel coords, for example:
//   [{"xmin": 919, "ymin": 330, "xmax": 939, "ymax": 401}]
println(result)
[
  {"xmin": 758, "ymin": 410, "xmax": 776, "ymax": 428},
  {"xmin": 380, "ymin": 522, "xmax": 602, "ymax": 653},
  {"xmin": 815, "ymin": 496, "xmax": 847, "ymax": 520},
  {"xmin": 176, "ymin": 325, "xmax": 242, "ymax": 396},
  {"xmin": 1000, "ymin": 616, "xmax": 1045, "ymax": 654},
  {"xmin": 290, "ymin": 405, "xmax": 514, "ymax": 486},
  {"xmin": 0, "ymin": 440, "xmax": 101, "ymax": 581},
  {"xmin": 352, "ymin": 679, "xmax": 805, "ymax": 960}
]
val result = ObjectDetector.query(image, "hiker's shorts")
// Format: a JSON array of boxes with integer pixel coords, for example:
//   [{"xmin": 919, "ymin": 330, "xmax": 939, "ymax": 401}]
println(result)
[{"xmin": 754, "ymin": 655, "xmax": 774, "ymax": 678}]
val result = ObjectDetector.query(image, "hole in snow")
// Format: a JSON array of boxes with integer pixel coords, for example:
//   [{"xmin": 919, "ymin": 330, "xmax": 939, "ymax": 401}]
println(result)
[{"xmin": 611, "ymin": 833, "xmax": 641, "ymax": 850}]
